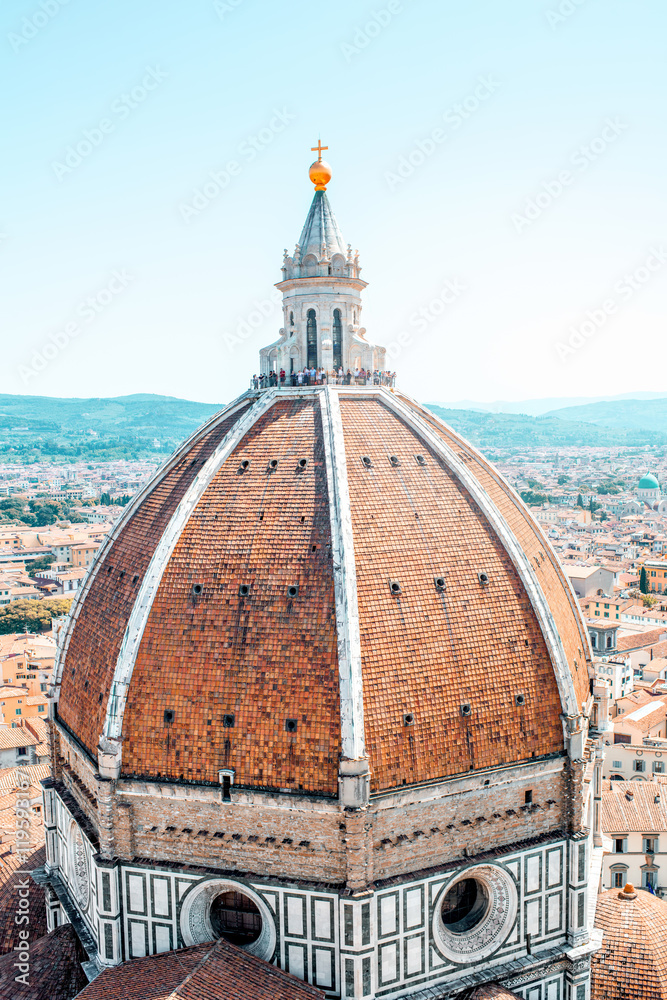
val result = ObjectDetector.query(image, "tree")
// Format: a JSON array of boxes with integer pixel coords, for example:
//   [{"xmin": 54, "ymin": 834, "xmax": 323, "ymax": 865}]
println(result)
[
  {"xmin": 643, "ymin": 594, "xmax": 658, "ymax": 608},
  {"xmin": 600, "ymin": 511, "xmax": 608, "ymax": 522},
  {"xmin": 0, "ymin": 597, "xmax": 73, "ymax": 635},
  {"xmin": 27, "ymin": 554, "xmax": 56, "ymax": 578},
  {"xmin": 520, "ymin": 490, "xmax": 548, "ymax": 506},
  {"xmin": 577, "ymin": 494, "xmax": 584, "ymax": 507},
  {"xmin": 640, "ymin": 566, "xmax": 649, "ymax": 594},
  {"xmin": 558, "ymin": 475, "xmax": 569, "ymax": 485}
]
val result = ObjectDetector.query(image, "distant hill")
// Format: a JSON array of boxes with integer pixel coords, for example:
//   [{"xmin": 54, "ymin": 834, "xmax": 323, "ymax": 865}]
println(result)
[
  {"xmin": 428, "ymin": 391, "xmax": 667, "ymax": 417},
  {"xmin": 544, "ymin": 397, "xmax": 667, "ymax": 434},
  {"xmin": 425, "ymin": 406, "xmax": 667, "ymax": 450},
  {"xmin": 0, "ymin": 393, "xmax": 664, "ymax": 464},
  {"xmin": 0, "ymin": 393, "xmax": 223, "ymax": 463}
]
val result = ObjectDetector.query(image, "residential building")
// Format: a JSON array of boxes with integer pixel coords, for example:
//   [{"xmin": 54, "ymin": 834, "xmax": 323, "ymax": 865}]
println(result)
[
  {"xmin": 594, "ymin": 656, "xmax": 633, "ymax": 703},
  {"xmin": 601, "ymin": 781, "xmax": 667, "ymax": 894},
  {"xmin": 564, "ymin": 565, "xmax": 614, "ymax": 598},
  {"xmin": 0, "ymin": 719, "xmax": 48, "ymax": 768}
]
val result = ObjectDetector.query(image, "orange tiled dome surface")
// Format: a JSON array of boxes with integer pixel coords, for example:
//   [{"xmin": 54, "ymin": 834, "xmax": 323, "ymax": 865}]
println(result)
[
  {"xmin": 56, "ymin": 388, "xmax": 591, "ymax": 795},
  {"xmin": 591, "ymin": 887, "xmax": 667, "ymax": 999}
]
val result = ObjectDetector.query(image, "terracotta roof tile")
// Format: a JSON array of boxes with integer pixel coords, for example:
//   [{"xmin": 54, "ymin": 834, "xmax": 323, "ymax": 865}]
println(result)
[
  {"xmin": 456, "ymin": 984, "xmax": 524, "ymax": 999},
  {"xmin": 339, "ymin": 396, "xmax": 565, "ymax": 789},
  {"xmin": 602, "ymin": 782, "xmax": 667, "ymax": 833},
  {"xmin": 58, "ymin": 404, "xmax": 252, "ymax": 758},
  {"xmin": 0, "ymin": 728, "xmax": 38, "ymax": 750},
  {"xmin": 55, "ymin": 389, "xmax": 589, "ymax": 792},
  {"xmin": 123, "ymin": 399, "xmax": 340, "ymax": 793},
  {"xmin": 0, "ymin": 923, "xmax": 87, "ymax": 999},
  {"xmin": 75, "ymin": 936, "xmax": 324, "ymax": 1000},
  {"xmin": 0, "ymin": 846, "xmax": 47, "ymax": 955},
  {"xmin": 617, "ymin": 629, "xmax": 667, "ymax": 652},
  {"xmin": 409, "ymin": 396, "xmax": 593, "ymax": 710},
  {"xmin": 591, "ymin": 886, "xmax": 667, "ymax": 999}
]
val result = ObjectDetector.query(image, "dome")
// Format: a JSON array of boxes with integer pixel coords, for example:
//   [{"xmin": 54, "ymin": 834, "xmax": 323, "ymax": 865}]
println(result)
[
  {"xmin": 639, "ymin": 474, "xmax": 660, "ymax": 489},
  {"xmin": 54, "ymin": 386, "xmax": 591, "ymax": 794},
  {"xmin": 591, "ymin": 884, "xmax": 667, "ymax": 999}
]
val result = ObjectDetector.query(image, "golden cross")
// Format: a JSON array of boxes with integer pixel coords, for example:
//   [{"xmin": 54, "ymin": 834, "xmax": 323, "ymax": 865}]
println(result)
[{"xmin": 311, "ymin": 140, "xmax": 328, "ymax": 160}]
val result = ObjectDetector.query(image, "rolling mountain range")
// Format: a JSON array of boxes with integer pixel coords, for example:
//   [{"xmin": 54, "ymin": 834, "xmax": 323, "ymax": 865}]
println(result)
[{"xmin": 0, "ymin": 392, "xmax": 664, "ymax": 462}]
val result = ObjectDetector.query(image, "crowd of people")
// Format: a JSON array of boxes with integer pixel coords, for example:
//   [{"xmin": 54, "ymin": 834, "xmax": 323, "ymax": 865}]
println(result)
[{"xmin": 250, "ymin": 368, "xmax": 396, "ymax": 389}]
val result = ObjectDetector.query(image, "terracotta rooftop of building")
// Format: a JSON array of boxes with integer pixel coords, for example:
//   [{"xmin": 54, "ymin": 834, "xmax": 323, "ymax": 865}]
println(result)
[
  {"xmin": 0, "ymin": 764, "xmax": 51, "ymax": 796},
  {"xmin": 617, "ymin": 629, "xmax": 667, "ymax": 651},
  {"xmin": 616, "ymin": 689, "xmax": 658, "ymax": 714},
  {"xmin": 591, "ymin": 884, "xmax": 667, "ymax": 999},
  {"xmin": 455, "ymin": 984, "xmax": 524, "ymax": 1000},
  {"xmin": 0, "ymin": 922, "xmax": 88, "ymax": 999},
  {"xmin": 56, "ymin": 388, "xmax": 592, "ymax": 793},
  {"xmin": 615, "ymin": 700, "xmax": 667, "ymax": 734},
  {"xmin": 602, "ymin": 782, "xmax": 667, "ymax": 833},
  {"xmin": 75, "ymin": 936, "xmax": 324, "ymax": 1000},
  {"xmin": 0, "ymin": 726, "xmax": 39, "ymax": 750},
  {"xmin": 0, "ymin": 845, "xmax": 47, "ymax": 956}
]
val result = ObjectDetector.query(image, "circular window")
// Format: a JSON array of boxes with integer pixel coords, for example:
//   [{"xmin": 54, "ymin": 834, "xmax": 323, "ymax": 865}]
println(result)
[
  {"xmin": 441, "ymin": 877, "xmax": 489, "ymax": 933},
  {"xmin": 433, "ymin": 865, "xmax": 517, "ymax": 964},
  {"xmin": 210, "ymin": 891, "xmax": 262, "ymax": 946},
  {"xmin": 180, "ymin": 879, "xmax": 275, "ymax": 960}
]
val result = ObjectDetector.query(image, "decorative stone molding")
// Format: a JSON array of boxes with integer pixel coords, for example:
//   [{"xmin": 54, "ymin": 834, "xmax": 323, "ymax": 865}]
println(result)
[
  {"xmin": 432, "ymin": 864, "xmax": 518, "ymax": 964},
  {"xmin": 69, "ymin": 820, "xmax": 90, "ymax": 910},
  {"xmin": 179, "ymin": 879, "xmax": 275, "ymax": 961}
]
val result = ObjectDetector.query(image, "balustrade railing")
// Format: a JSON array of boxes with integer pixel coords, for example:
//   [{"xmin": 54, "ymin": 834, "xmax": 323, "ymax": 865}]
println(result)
[{"xmin": 250, "ymin": 372, "xmax": 396, "ymax": 390}]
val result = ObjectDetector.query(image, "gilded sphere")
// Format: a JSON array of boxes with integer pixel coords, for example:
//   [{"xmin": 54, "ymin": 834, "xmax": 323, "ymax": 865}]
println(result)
[{"xmin": 309, "ymin": 159, "xmax": 332, "ymax": 190}]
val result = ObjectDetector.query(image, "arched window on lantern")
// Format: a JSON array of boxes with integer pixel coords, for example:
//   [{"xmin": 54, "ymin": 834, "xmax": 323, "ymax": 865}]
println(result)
[
  {"xmin": 307, "ymin": 309, "xmax": 317, "ymax": 368},
  {"xmin": 333, "ymin": 309, "xmax": 343, "ymax": 372}
]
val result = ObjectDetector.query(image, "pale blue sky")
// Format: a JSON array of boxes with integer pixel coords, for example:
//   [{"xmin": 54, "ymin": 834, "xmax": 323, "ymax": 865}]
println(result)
[{"xmin": 2, "ymin": 0, "xmax": 665, "ymax": 404}]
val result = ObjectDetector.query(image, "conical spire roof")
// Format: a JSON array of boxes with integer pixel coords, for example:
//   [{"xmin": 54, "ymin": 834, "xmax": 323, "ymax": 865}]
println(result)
[{"xmin": 297, "ymin": 190, "xmax": 347, "ymax": 259}]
